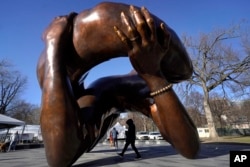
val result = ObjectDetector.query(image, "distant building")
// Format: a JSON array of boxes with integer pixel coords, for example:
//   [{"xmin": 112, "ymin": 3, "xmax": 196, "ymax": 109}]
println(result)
[
  {"xmin": 197, "ymin": 128, "xmax": 210, "ymax": 138},
  {"xmin": 230, "ymin": 122, "xmax": 250, "ymax": 129}
]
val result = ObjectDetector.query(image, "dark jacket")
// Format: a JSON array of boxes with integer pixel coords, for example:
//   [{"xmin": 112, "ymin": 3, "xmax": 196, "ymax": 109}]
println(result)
[
  {"xmin": 126, "ymin": 119, "xmax": 136, "ymax": 141},
  {"xmin": 111, "ymin": 128, "xmax": 118, "ymax": 139}
]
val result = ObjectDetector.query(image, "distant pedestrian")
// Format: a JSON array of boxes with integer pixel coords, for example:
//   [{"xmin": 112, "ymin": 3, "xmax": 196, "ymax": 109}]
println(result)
[
  {"xmin": 112, "ymin": 128, "xmax": 119, "ymax": 149},
  {"xmin": 118, "ymin": 119, "xmax": 141, "ymax": 159},
  {"xmin": 8, "ymin": 131, "xmax": 19, "ymax": 152},
  {"xmin": 109, "ymin": 131, "xmax": 113, "ymax": 147}
]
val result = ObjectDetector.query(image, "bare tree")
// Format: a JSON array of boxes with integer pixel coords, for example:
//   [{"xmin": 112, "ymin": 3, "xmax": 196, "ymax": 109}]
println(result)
[
  {"xmin": 241, "ymin": 99, "xmax": 250, "ymax": 122},
  {"xmin": 185, "ymin": 91, "xmax": 206, "ymax": 127},
  {"xmin": 228, "ymin": 99, "xmax": 250, "ymax": 125},
  {"xmin": 225, "ymin": 102, "xmax": 242, "ymax": 125},
  {"xmin": 127, "ymin": 111, "xmax": 155, "ymax": 132},
  {"xmin": 186, "ymin": 107, "xmax": 206, "ymax": 127},
  {"xmin": 182, "ymin": 22, "xmax": 250, "ymax": 139},
  {"xmin": 0, "ymin": 60, "xmax": 27, "ymax": 115},
  {"xmin": 9, "ymin": 100, "xmax": 40, "ymax": 124},
  {"xmin": 209, "ymin": 95, "xmax": 231, "ymax": 128}
]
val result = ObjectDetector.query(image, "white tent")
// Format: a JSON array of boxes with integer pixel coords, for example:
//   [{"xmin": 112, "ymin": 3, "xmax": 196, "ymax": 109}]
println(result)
[
  {"xmin": 0, "ymin": 114, "xmax": 25, "ymax": 142},
  {"xmin": 0, "ymin": 114, "xmax": 25, "ymax": 129},
  {"xmin": 9, "ymin": 125, "xmax": 43, "ymax": 142},
  {"xmin": 107, "ymin": 122, "xmax": 127, "ymax": 139}
]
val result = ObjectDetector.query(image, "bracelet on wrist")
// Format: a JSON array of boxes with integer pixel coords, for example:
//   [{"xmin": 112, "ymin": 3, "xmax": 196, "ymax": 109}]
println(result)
[{"xmin": 150, "ymin": 84, "xmax": 173, "ymax": 97}]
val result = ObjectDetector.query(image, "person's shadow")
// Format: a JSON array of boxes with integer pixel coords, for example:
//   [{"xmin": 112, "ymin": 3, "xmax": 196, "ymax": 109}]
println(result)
[{"xmin": 73, "ymin": 142, "xmax": 250, "ymax": 166}]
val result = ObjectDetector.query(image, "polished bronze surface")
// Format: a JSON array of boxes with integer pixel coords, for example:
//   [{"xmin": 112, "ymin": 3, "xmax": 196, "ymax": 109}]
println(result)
[{"xmin": 37, "ymin": 2, "xmax": 199, "ymax": 167}]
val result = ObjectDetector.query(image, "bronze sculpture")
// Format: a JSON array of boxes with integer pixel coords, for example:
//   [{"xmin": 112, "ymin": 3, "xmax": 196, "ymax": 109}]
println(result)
[{"xmin": 37, "ymin": 2, "xmax": 199, "ymax": 167}]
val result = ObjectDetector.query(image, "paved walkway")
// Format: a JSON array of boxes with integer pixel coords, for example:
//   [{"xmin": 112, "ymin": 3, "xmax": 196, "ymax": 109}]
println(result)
[{"xmin": 1, "ymin": 141, "xmax": 250, "ymax": 167}]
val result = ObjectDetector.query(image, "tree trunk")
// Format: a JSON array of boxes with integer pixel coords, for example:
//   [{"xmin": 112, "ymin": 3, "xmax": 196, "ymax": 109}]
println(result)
[
  {"xmin": 203, "ymin": 91, "xmax": 219, "ymax": 139},
  {"xmin": 143, "ymin": 117, "xmax": 147, "ymax": 131}
]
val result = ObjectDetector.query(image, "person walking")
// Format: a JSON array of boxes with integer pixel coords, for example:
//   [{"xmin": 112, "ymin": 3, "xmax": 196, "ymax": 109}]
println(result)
[
  {"xmin": 8, "ymin": 131, "xmax": 19, "ymax": 152},
  {"xmin": 109, "ymin": 130, "xmax": 113, "ymax": 147},
  {"xmin": 111, "ymin": 128, "xmax": 119, "ymax": 149},
  {"xmin": 118, "ymin": 119, "xmax": 141, "ymax": 159}
]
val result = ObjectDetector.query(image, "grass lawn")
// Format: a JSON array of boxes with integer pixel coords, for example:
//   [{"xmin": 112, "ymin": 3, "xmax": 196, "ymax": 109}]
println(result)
[
  {"xmin": 202, "ymin": 136, "xmax": 250, "ymax": 144},
  {"xmin": 219, "ymin": 136, "xmax": 250, "ymax": 143}
]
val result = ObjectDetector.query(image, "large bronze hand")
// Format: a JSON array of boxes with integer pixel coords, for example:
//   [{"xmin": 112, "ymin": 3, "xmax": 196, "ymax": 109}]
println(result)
[{"xmin": 114, "ymin": 6, "xmax": 171, "ymax": 79}]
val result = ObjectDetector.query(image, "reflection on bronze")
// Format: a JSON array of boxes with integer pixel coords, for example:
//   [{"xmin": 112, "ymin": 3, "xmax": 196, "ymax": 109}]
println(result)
[{"xmin": 37, "ymin": 2, "xmax": 199, "ymax": 167}]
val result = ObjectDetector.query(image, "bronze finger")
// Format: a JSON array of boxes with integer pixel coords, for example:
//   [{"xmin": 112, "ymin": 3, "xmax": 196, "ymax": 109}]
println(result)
[{"xmin": 141, "ymin": 7, "xmax": 156, "ymax": 41}]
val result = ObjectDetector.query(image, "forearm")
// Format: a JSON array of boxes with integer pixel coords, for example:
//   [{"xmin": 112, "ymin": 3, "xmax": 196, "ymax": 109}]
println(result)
[
  {"xmin": 143, "ymin": 74, "xmax": 200, "ymax": 158},
  {"xmin": 39, "ymin": 16, "xmax": 84, "ymax": 167}
]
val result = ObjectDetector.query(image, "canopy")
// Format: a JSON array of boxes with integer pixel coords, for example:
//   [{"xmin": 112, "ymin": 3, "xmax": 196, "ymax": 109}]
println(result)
[{"xmin": 0, "ymin": 114, "xmax": 25, "ymax": 129}]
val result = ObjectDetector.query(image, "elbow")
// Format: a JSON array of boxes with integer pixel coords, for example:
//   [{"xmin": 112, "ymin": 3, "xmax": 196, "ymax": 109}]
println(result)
[
  {"xmin": 161, "ymin": 48, "xmax": 193, "ymax": 83},
  {"xmin": 184, "ymin": 144, "xmax": 200, "ymax": 159},
  {"xmin": 161, "ymin": 27, "xmax": 193, "ymax": 83},
  {"xmin": 182, "ymin": 131, "xmax": 200, "ymax": 159}
]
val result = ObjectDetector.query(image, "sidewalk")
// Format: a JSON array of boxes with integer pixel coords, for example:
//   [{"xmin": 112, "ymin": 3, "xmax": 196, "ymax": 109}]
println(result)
[{"xmin": 1, "ymin": 141, "xmax": 250, "ymax": 167}]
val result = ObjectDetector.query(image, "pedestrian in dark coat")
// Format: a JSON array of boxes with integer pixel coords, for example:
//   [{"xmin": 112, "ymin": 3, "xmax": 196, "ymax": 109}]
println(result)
[{"xmin": 118, "ymin": 119, "xmax": 141, "ymax": 159}]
